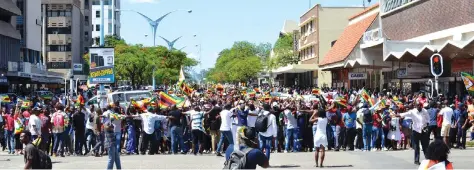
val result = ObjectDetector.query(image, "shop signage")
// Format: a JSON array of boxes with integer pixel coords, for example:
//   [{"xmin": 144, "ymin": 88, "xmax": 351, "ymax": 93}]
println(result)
[
  {"xmin": 348, "ymin": 72, "xmax": 367, "ymax": 80},
  {"xmin": 18, "ymin": 72, "xmax": 31, "ymax": 78},
  {"xmin": 73, "ymin": 64, "xmax": 83, "ymax": 71},
  {"xmin": 0, "ymin": 76, "xmax": 8, "ymax": 85},
  {"xmin": 397, "ymin": 68, "xmax": 407, "ymax": 78},
  {"xmin": 89, "ymin": 47, "xmax": 115, "ymax": 84}
]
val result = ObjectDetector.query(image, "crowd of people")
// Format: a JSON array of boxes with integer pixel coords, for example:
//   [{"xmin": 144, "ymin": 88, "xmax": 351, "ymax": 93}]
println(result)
[{"xmin": 0, "ymin": 86, "xmax": 472, "ymax": 169}]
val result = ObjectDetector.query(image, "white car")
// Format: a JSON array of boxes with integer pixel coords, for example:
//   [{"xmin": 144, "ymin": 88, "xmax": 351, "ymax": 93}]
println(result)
[{"xmin": 86, "ymin": 90, "xmax": 152, "ymax": 111}]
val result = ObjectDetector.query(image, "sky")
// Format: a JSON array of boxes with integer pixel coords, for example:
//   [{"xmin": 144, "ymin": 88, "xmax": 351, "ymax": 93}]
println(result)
[{"xmin": 120, "ymin": 0, "xmax": 377, "ymax": 71}]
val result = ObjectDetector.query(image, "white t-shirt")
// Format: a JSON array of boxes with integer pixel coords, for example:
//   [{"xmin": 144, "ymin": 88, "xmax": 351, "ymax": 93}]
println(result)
[
  {"xmin": 247, "ymin": 110, "xmax": 258, "ymax": 128},
  {"xmin": 140, "ymin": 112, "xmax": 167, "ymax": 134},
  {"xmin": 401, "ymin": 108, "xmax": 429, "ymax": 133},
  {"xmin": 258, "ymin": 111, "xmax": 277, "ymax": 138},
  {"xmin": 29, "ymin": 115, "xmax": 42, "ymax": 136},
  {"xmin": 219, "ymin": 109, "xmax": 233, "ymax": 131},
  {"xmin": 439, "ymin": 107, "xmax": 454, "ymax": 126},
  {"xmin": 83, "ymin": 108, "xmax": 94, "ymax": 130}
]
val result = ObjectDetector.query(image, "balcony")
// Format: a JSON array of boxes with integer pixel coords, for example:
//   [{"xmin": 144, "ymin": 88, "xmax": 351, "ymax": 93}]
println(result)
[
  {"xmin": 47, "ymin": 52, "xmax": 72, "ymax": 62},
  {"xmin": 48, "ymin": 17, "xmax": 72, "ymax": 27},
  {"xmin": 361, "ymin": 28, "xmax": 383, "ymax": 48},
  {"xmin": 48, "ymin": 34, "xmax": 72, "ymax": 45}
]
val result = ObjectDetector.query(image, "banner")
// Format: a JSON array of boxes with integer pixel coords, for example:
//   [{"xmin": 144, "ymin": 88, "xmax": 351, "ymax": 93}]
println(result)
[{"xmin": 89, "ymin": 47, "xmax": 115, "ymax": 84}]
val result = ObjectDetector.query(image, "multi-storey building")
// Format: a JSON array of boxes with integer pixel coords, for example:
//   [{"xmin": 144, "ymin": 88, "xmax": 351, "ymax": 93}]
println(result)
[
  {"xmin": 81, "ymin": 0, "xmax": 92, "ymax": 53},
  {"xmin": 272, "ymin": 5, "xmax": 364, "ymax": 87},
  {"xmin": 0, "ymin": 0, "xmax": 21, "ymax": 92},
  {"xmin": 91, "ymin": 0, "xmax": 120, "ymax": 45},
  {"xmin": 42, "ymin": 0, "xmax": 83, "ymax": 78},
  {"xmin": 16, "ymin": 0, "xmax": 41, "ymax": 65}
]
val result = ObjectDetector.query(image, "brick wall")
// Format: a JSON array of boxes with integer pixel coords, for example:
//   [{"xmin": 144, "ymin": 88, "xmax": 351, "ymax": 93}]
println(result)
[{"xmin": 382, "ymin": 0, "xmax": 474, "ymax": 41}]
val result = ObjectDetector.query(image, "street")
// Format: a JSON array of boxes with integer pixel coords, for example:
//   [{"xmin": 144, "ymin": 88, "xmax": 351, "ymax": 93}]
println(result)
[{"xmin": 1, "ymin": 149, "xmax": 473, "ymax": 169}]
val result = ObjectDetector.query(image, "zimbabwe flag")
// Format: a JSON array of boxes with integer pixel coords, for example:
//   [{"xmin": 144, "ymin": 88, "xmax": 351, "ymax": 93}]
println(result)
[
  {"xmin": 360, "ymin": 89, "xmax": 375, "ymax": 107},
  {"xmin": 0, "ymin": 95, "xmax": 10, "ymax": 103},
  {"xmin": 159, "ymin": 92, "xmax": 184, "ymax": 108},
  {"xmin": 461, "ymin": 72, "xmax": 474, "ymax": 93},
  {"xmin": 75, "ymin": 94, "xmax": 85, "ymax": 106},
  {"xmin": 334, "ymin": 96, "xmax": 348, "ymax": 108},
  {"xmin": 312, "ymin": 88, "xmax": 321, "ymax": 95},
  {"xmin": 178, "ymin": 81, "xmax": 194, "ymax": 96},
  {"xmin": 22, "ymin": 100, "xmax": 32, "ymax": 109}
]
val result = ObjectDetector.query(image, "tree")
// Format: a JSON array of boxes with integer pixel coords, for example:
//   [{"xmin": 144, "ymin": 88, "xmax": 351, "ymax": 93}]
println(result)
[
  {"xmin": 270, "ymin": 33, "xmax": 299, "ymax": 69},
  {"xmin": 206, "ymin": 41, "xmax": 264, "ymax": 83}
]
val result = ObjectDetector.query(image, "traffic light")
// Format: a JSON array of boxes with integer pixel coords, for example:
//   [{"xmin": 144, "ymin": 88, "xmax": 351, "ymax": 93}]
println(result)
[{"xmin": 430, "ymin": 54, "xmax": 443, "ymax": 77}]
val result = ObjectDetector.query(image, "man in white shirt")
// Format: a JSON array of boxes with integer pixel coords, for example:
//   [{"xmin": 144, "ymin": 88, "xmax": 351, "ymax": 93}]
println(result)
[
  {"xmin": 216, "ymin": 104, "xmax": 234, "ymax": 156},
  {"xmin": 258, "ymin": 104, "xmax": 277, "ymax": 160},
  {"xmin": 84, "ymin": 105, "xmax": 95, "ymax": 155},
  {"xmin": 133, "ymin": 108, "xmax": 168, "ymax": 155},
  {"xmin": 438, "ymin": 101, "xmax": 454, "ymax": 145},
  {"xmin": 28, "ymin": 107, "xmax": 43, "ymax": 141},
  {"xmin": 399, "ymin": 101, "xmax": 430, "ymax": 165}
]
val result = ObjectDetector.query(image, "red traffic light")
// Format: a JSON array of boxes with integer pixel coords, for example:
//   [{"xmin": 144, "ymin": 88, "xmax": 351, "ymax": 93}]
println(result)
[{"xmin": 430, "ymin": 54, "xmax": 443, "ymax": 77}]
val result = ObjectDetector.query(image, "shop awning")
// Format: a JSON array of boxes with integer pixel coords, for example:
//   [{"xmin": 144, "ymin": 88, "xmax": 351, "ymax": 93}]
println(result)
[
  {"xmin": 384, "ymin": 37, "xmax": 474, "ymax": 61},
  {"xmin": 272, "ymin": 64, "xmax": 318, "ymax": 74}
]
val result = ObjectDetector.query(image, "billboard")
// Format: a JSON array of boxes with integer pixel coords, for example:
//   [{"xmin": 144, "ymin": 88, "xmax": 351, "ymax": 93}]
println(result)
[{"xmin": 89, "ymin": 47, "xmax": 115, "ymax": 84}]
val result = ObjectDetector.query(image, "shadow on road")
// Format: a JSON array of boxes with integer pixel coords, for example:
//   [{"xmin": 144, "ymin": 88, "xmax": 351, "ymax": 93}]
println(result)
[
  {"xmin": 322, "ymin": 165, "xmax": 353, "ymax": 168},
  {"xmin": 270, "ymin": 164, "xmax": 301, "ymax": 168}
]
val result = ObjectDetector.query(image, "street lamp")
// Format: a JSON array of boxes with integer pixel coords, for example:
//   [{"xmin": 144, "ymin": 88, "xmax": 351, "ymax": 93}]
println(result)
[
  {"xmin": 158, "ymin": 36, "xmax": 182, "ymax": 50},
  {"xmin": 117, "ymin": 9, "xmax": 192, "ymax": 46}
]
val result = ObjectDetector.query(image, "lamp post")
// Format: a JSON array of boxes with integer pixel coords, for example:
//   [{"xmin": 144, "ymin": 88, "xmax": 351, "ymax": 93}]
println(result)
[{"xmin": 158, "ymin": 36, "xmax": 182, "ymax": 50}]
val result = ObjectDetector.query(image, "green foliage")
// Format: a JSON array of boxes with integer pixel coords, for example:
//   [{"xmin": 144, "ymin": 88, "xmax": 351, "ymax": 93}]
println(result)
[
  {"xmin": 206, "ymin": 41, "xmax": 265, "ymax": 83},
  {"xmin": 270, "ymin": 33, "xmax": 299, "ymax": 69},
  {"xmin": 83, "ymin": 35, "xmax": 197, "ymax": 87}
]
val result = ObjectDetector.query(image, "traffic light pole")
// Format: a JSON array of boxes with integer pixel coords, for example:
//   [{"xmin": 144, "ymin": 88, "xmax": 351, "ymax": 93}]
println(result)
[{"xmin": 430, "ymin": 53, "xmax": 443, "ymax": 98}]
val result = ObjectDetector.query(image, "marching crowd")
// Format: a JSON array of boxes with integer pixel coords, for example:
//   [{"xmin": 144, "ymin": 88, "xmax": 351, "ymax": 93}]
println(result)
[{"xmin": 1, "ymin": 87, "xmax": 473, "ymax": 169}]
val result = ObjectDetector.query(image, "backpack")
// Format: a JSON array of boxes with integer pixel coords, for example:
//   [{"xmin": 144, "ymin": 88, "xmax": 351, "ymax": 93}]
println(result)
[
  {"xmin": 255, "ymin": 112, "xmax": 270, "ymax": 132},
  {"xmin": 223, "ymin": 147, "xmax": 253, "ymax": 170},
  {"xmin": 32, "ymin": 142, "xmax": 53, "ymax": 169},
  {"xmin": 53, "ymin": 112, "xmax": 65, "ymax": 127},
  {"xmin": 363, "ymin": 109, "xmax": 373, "ymax": 124}
]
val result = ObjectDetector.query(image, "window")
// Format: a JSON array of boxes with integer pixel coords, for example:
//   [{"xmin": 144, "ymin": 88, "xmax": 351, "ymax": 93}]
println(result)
[
  {"xmin": 108, "ymin": 9, "xmax": 112, "ymax": 19},
  {"xmin": 96, "ymin": 10, "xmax": 100, "ymax": 18},
  {"xmin": 65, "ymin": 11, "xmax": 71, "ymax": 17},
  {"xmin": 85, "ymin": 31, "xmax": 89, "ymax": 41},
  {"xmin": 96, "ymin": 24, "xmax": 100, "ymax": 31},
  {"xmin": 85, "ymin": 16, "xmax": 89, "ymax": 25},
  {"xmin": 108, "ymin": 23, "xmax": 112, "ymax": 34}
]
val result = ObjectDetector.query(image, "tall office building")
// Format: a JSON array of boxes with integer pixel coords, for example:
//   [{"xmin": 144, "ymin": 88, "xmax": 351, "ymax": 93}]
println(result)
[
  {"xmin": 0, "ymin": 0, "xmax": 21, "ymax": 74},
  {"xmin": 16, "ymin": 0, "xmax": 42, "ymax": 65},
  {"xmin": 91, "ymin": 0, "xmax": 120, "ymax": 45},
  {"xmin": 42, "ymin": 0, "xmax": 83, "ymax": 78}
]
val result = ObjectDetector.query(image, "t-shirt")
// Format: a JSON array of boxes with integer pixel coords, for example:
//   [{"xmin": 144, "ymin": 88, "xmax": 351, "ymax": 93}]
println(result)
[
  {"xmin": 208, "ymin": 106, "xmax": 222, "ymax": 130},
  {"xmin": 283, "ymin": 110, "xmax": 298, "ymax": 129},
  {"xmin": 439, "ymin": 107, "xmax": 454, "ymax": 126},
  {"xmin": 103, "ymin": 110, "xmax": 122, "ymax": 133},
  {"xmin": 225, "ymin": 144, "xmax": 268, "ymax": 169},
  {"xmin": 24, "ymin": 144, "xmax": 41, "ymax": 169},
  {"xmin": 51, "ymin": 111, "xmax": 68, "ymax": 134},
  {"xmin": 428, "ymin": 108, "xmax": 438, "ymax": 126},
  {"xmin": 72, "ymin": 112, "xmax": 86, "ymax": 132},
  {"xmin": 457, "ymin": 109, "xmax": 468, "ymax": 126},
  {"xmin": 169, "ymin": 110, "xmax": 183, "ymax": 127},
  {"xmin": 187, "ymin": 110, "xmax": 204, "ymax": 131},
  {"xmin": 372, "ymin": 114, "xmax": 382, "ymax": 128},
  {"xmin": 39, "ymin": 114, "xmax": 51, "ymax": 135},
  {"xmin": 247, "ymin": 110, "xmax": 258, "ymax": 128},
  {"xmin": 236, "ymin": 109, "xmax": 248, "ymax": 126},
  {"xmin": 139, "ymin": 112, "xmax": 167, "ymax": 134},
  {"xmin": 28, "ymin": 115, "xmax": 42, "ymax": 136},
  {"xmin": 343, "ymin": 112, "xmax": 357, "ymax": 128},
  {"xmin": 219, "ymin": 109, "xmax": 233, "ymax": 131}
]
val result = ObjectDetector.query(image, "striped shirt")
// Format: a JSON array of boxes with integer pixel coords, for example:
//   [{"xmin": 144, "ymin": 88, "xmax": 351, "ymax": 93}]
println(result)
[{"xmin": 187, "ymin": 110, "xmax": 205, "ymax": 131}]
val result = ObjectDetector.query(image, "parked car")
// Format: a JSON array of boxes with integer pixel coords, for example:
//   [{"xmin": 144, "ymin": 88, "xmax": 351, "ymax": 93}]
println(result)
[{"xmin": 86, "ymin": 90, "xmax": 152, "ymax": 111}]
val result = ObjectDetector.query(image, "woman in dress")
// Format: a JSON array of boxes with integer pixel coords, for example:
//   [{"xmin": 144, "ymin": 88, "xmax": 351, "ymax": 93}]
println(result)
[
  {"xmin": 387, "ymin": 108, "xmax": 401, "ymax": 150},
  {"xmin": 310, "ymin": 108, "xmax": 328, "ymax": 168}
]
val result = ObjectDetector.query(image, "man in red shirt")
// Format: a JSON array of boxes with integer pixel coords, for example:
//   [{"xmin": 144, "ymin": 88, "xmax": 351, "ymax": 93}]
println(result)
[
  {"xmin": 372, "ymin": 110, "xmax": 384, "ymax": 151},
  {"xmin": 4, "ymin": 109, "xmax": 15, "ymax": 154}
]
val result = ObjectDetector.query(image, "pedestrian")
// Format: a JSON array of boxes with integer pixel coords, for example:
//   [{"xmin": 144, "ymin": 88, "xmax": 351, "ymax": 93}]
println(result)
[
  {"xmin": 399, "ymin": 101, "xmax": 430, "ymax": 165},
  {"xmin": 311, "ymin": 108, "xmax": 328, "ymax": 167},
  {"xmin": 223, "ymin": 126, "xmax": 269, "ymax": 169},
  {"xmin": 169, "ymin": 105, "xmax": 186, "ymax": 154},
  {"xmin": 216, "ymin": 104, "xmax": 234, "ymax": 156},
  {"xmin": 4, "ymin": 107, "xmax": 15, "ymax": 154},
  {"xmin": 257, "ymin": 104, "xmax": 277, "ymax": 160},
  {"xmin": 105, "ymin": 122, "xmax": 121, "ymax": 170},
  {"xmin": 343, "ymin": 106, "xmax": 356, "ymax": 151},
  {"xmin": 417, "ymin": 139, "xmax": 453, "ymax": 170},
  {"xmin": 93, "ymin": 108, "xmax": 104, "ymax": 157},
  {"xmin": 72, "ymin": 106, "xmax": 86, "ymax": 155},
  {"xmin": 14, "ymin": 108, "xmax": 25, "ymax": 155},
  {"xmin": 21, "ymin": 130, "xmax": 41, "ymax": 169},
  {"xmin": 28, "ymin": 107, "xmax": 42, "ymax": 141}
]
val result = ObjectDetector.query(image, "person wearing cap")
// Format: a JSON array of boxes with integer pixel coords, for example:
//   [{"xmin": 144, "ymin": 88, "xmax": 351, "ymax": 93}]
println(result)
[
  {"xmin": 28, "ymin": 106, "xmax": 42, "ymax": 141},
  {"xmin": 224, "ymin": 127, "xmax": 269, "ymax": 169},
  {"xmin": 398, "ymin": 101, "xmax": 429, "ymax": 165}
]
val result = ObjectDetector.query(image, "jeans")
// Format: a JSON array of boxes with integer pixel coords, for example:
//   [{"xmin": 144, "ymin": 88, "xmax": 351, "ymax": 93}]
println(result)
[
  {"xmin": 372, "ymin": 127, "xmax": 385, "ymax": 149},
  {"xmin": 356, "ymin": 128, "xmax": 363, "ymax": 150},
  {"xmin": 126, "ymin": 125, "xmax": 137, "ymax": 154},
  {"xmin": 216, "ymin": 130, "xmax": 233, "ymax": 153},
  {"xmin": 85, "ymin": 129, "xmax": 96, "ymax": 153},
  {"xmin": 345, "ymin": 128, "xmax": 356, "ymax": 150},
  {"xmin": 330, "ymin": 125, "xmax": 340, "ymax": 149},
  {"xmin": 259, "ymin": 135, "xmax": 273, "ymax": 160},
  {"xmin": 456, "ymin": 126, "xmax": 467, "ymax": 148},
  {"xmin": 285, "ymin": 128, "xmax": 298, "ymax": 152},
  {"xmin": 170, "ymin": 126, "xmax": 185, "ymax": 154},
  {"xmin": 107, "ymin": 145, "xmax": 122, "ymax": 170},
  {"xmin": 93, "ymin": 132, "xmax": 105, "ymax": 154},
  {"xmin": 4, "ymin": 130, "xmax": 14, "ymax": 153},
  {"xmin": 140, "ymin": 132, "xmax": 156, "ymax": 154},
  {"xmin": 114, "ymin": 132, "xmax": 121, "ymax": 152},
  {"xmin": 412, "ymin": 130, "xmax": 429, "ymax": 163},
  {"xmin": 362, "ymin": 124, "xmax": 372, "ymax": 151}
]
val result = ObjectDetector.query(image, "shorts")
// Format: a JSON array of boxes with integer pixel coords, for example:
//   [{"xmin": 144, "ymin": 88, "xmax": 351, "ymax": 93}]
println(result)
[{"xmin": 440, "ymin": 124, "xmax": 450, "ymax": 137}]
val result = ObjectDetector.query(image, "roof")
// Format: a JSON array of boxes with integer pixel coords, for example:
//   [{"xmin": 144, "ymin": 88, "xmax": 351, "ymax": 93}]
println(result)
[
  {"xmin": 348, "ymin": 3, "xmax": 379, "ymax": 20},
  {"xmin": 319, "ymin": 13, "xmax": 378, "ymax": 66}
]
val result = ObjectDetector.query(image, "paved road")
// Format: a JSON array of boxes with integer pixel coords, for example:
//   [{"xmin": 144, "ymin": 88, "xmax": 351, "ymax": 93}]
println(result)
[{"xmin": 0, "ymin": 149, "xmax": 473, "ymax": 169}]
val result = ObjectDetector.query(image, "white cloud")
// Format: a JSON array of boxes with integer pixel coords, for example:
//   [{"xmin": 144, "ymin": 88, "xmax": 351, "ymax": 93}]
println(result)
[
  {"xmin": 128, "ymin": 0, "xmax": 159, "ymax": 4},
  {"xmin": 187, "ymin": 53, "xmax": 199, "ymax": 59}
]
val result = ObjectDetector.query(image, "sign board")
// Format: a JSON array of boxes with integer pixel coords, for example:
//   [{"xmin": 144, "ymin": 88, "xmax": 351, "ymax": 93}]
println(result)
[
  {"xmin": 89, "ymin": 47, "xmax": 115, "ymax": 84},
  {"xmin": 348, "ymin": 72, "xmax": 367, "ymax": 80},
  {"xmin": 0, "ymin": 76, "xmax": 8, "ymax": 85},
  {"xmin": 73, "ymin": 64, "xmax": 83, "ymax": 71},
  {"xmin": 397, "ymin": 68, "xmax": 407, "ymax": 78}
]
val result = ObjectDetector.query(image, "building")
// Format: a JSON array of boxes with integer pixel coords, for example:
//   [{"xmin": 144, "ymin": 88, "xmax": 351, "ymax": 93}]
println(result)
[
  {"xmin": 42, "ymin": 0, "xmax": 84, "ymax": 79},
  {"xmin": 380, "ymin": 0, "xmax": 474, "ymax": 95},
  {"xmin": 0, "ymin": 0, "xmax": 21, "ymax": 92},
  {"xmin": 91, "ymin": 0, "xmax": 120, "ymax": 45},
  {"xmin": 81, "ymin": 0, "xmax": 92, "ymax": 53},
  {"xmin": 272, "ymin": 5, "xmax": 364, "ymax": 87}
]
